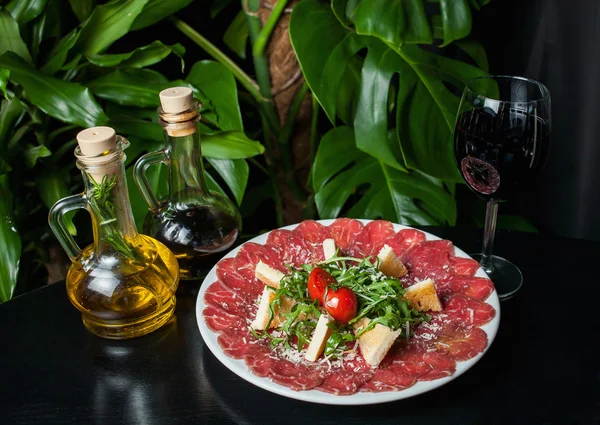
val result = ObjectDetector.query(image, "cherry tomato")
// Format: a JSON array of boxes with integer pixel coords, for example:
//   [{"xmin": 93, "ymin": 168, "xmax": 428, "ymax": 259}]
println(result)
[
  {"xmin": 307, "ymin": 267, "xmax": 336, "ymax": 305},
  {"xmin": 325, "ymin": 287, "xmax": 358, "ymax": 323}
]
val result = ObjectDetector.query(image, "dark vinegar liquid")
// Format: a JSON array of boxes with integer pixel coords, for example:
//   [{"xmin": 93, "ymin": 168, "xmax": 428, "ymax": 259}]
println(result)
[
  {"xmin": 454, "ymin": 107, "xmax": 550, "ymax": 201},
  {"xmin": 144, "ymin": 195, "xmax": 240, "ymax": 280}
]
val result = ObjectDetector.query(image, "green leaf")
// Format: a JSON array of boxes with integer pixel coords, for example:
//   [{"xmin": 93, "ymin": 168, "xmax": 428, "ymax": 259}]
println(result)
[
  {"xmin": 0, "ymin": 175, "xmax": 21, "ymax": 302},
  {"xmin": 290, "ymin": 1, "xmax": 485, "ymax": 182},
  {"xmin": 131, "ymin": 0, "xmax": 193, "ymax": 31},
  {"xmin": 0, "ymin": 159, "xmax": 11, "ymax": 174},
  {"xmin": 331, "ymin": 0, "xmax": 356, "ymax": 28},
  {"xmin": 40, "ymin": 28, "xmax": 79, "ymax": 75},
  {"xmin": 0, "ymin": 8, "xmax": 32, "ymax": 64},
  {"xmin": 439, "ymin": 0, "xmax": 472, "ymax": 46},
  {"xmin": 89, "ymin": 68, "xmax": 190, "ymax": 107},
  {"xmin": 312, "ymin": 126, "xmax": 456, "ymax": 225},
  {"xmin": 6, "ymin": 0, "xmax": 49, "ymax": 25},
  {"xmin": 126, "ymin": 160, "xmax": 168, "ymax": 230},
  {"xmin": 24, "ymin": 144, "xmax": 51, "ymax": 168},
  {"xmin": 79, "ymin": 0, "xmax": 148, "ymax": 56},
  {"xmin": 456, "ymin": 39, "xmax": 489, "ymax": 72},
  {"xmin": 201, "ymin": 131, "xmax": 264, "ymax": 159},
  {"xmin": 0, "ymin": 68, "xmax": 9, "ymax": 99},
  {"xmin": 395, "ymin": 44, "xmax": 485, "ymax": 180},
  {"xmin": 290, "ymin": 0, "xmax": 350, "ymax": 123},
  {"xmin": 186, "ymin": 60, "xmax": 243, "ymax": 131},
  {"xmin": 0, "ymin": 97, "xmax": 23, "ymax": 149},
  {"xmin": 468, "ymin": 0, "xmax": 491, "ymax": 11},
  {"xmin": 36, "ymin": 169, "xmax": 77, "ymax": 235},
  {"xmin": 239, "ymin": 180, "xmax": 272, "ymax": 218},
  {"xmin": 87, "ymin": 41, "xmax": 185, "ymax": 69},
  {"xmin": 351, "ymin": 0, "xmax": 432, "ymax": 45},
  {"xmin": 223, "ymin": 10, "xmax": 249, "ymax": 59},
  {"xmin": 68, "ymin": 0, "xmax": 96, "ymax": 22},
  {"xmin": 205, "ymin": 170, "xmax": 228, "ymax": 199},
  {"xmin": 335, "ymin": 56, "xmax": 361, "ymax": 125},
  {"xmin": 430, "ymin": 14, "xmax": 443, "ymax": 40},
  {"xmin": 106, "ymin": 104, "xmax": 163, "ymax": 144},
  {"xmin": 210, "ymin": 0, "xmax": 233, "ymax": 18},
  {"xmin": 206, "ymin": 158, "xmax": 248, "ymax": 206},
  {"xmin": 353, "ymin": 43, "xmax": 407, "ymax": 171},
  {"xmin": 0, "ymin": 52, "xmax": 108, "ymax": 127}
]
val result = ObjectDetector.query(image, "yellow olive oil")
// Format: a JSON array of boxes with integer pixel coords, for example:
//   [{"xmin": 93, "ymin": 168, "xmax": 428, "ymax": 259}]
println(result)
[{"xmin": 66, "ymin": 235, "xmax": 179, "ymax": 339}]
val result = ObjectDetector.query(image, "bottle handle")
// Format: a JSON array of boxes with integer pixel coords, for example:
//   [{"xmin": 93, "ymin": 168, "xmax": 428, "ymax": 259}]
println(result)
[
  {"xmin": 133, "ymin": 150, "xmax": 168, "ymax": 211},
  {"xmin": 48, "ymin": 194, "xmax": 87, "ymax": 262}
]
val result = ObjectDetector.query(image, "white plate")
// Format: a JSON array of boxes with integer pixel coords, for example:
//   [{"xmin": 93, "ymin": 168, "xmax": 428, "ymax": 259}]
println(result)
[{"xmin": 196, "ymin": 219, "xmax": 500, "ymax": 405}]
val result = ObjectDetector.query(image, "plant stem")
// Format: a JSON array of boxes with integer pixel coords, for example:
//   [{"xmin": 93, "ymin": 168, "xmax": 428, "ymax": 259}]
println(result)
[
  {"xmin": 52, "ymin": 139, "xmax": 78, "ymax": 163},
  {"xmin": 48, "ymin": 124, "xmax": 78, "ymax": 143},
  {"xmin": 244, "ymin": 0, "xmax": 281, "ymax": 135},
  {"xmin": 252, "ymin": 0, "xmax": 289, "ymax": 58},
  {"xmin": 260, "ymin": 113, "xmax": 284, "ymax": 227},
  {"xmin": 248, "ymin": 157, "xmax": 269, "ymax": 175},
  {"xmin": 170, "ymin": 17, "xmax": 263, "ymax": 104},
  {"xmin": 279, "ymin": 82, "xmax": 309, "ymax": 201}
]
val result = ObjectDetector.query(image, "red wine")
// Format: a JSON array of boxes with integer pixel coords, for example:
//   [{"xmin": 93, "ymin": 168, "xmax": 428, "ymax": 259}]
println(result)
[{"xmin": 454, "ymin": 107, "xmax": 550, "ymax": 201}]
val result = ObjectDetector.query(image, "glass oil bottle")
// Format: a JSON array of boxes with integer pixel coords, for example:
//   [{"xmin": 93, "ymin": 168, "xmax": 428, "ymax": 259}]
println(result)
[
  {"xmin": 133, "ymin": 87, "xmax": 241, "ymax": 280},
  {"xmin": 48, "ymin": 127, "xmax": 179, "ymax": 339}
]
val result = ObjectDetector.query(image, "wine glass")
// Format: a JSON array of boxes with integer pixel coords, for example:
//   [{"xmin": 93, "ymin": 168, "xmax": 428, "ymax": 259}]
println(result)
[{"xmin": 454, "ymin": 76, "xmax": 551, "ymax": 300}]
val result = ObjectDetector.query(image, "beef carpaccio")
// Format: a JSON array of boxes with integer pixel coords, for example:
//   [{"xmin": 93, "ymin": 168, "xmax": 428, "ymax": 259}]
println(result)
[{"xmin": 202, "ymin": 219, "xmax": 497, "ymax": 395}]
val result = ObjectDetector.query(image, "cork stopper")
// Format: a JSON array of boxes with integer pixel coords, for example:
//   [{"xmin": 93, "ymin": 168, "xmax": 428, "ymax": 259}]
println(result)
[
  {"xmin": 159, "ymin": 87, "xmax": 194, "ymax": 114},
  {"xmin": 75, "ymin": 127, "xmax": 122, "ymax": 182},
  {"xmin": 76, "ymin": 126, "xmax": 117, "ymax": 157}
]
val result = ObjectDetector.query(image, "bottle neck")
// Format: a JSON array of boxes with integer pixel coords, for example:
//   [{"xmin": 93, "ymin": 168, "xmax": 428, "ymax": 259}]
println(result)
[
  {"xmin": 164, "ymin": 128, "xmax": 208, "ymax": 200},
  {"xmin": 81, "ymin": 157, "xmax": 140, "ymax": 258}
]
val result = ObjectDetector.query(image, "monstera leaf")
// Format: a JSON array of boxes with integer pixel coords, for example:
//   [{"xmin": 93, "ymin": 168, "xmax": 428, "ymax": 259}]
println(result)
[
  {"xmin": 290, "ymin": 0, "xmax": 487, "ymax": 183},
  {"xmin": 332, "ymin": 0, "xmax": 474, "ymax": 46},
  {"xmin": 313, "ymin": 126, "xmax": 456, "ymax": 225}
]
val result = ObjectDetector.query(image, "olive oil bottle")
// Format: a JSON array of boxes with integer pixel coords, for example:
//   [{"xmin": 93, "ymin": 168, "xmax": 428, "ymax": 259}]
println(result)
[
  {"xmin": 48, "ymin": 127, "xmax": 179, "ymax": 339},
  {"xmin": 133, "ymin": 88, "xmax": 241, "ymax": 280}
]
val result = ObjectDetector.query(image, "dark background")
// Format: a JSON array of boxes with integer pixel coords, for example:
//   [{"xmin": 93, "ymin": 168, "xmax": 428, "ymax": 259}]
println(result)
[{"xmin": 473, "ymin": 0, "xmax": 600, "ymax": 241}]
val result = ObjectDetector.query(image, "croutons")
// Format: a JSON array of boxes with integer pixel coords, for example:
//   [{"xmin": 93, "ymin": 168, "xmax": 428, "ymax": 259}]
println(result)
[
  {"xmin": 377, "ymin": 245, "xmax": 408, "ymax": 278},
  {"xmin": 250, "ymin": 286, "xmax": 297, "ymax": 330},
  {"xmin": 250, "ymin": 286, "xmax": 278, "ymax": 330},
  {"xmin": 353, "ymin": 318, "xmax": 401, "ymax": 367},
  {"xmin": 404, "ymin": 278, "xmax": 442, "ymax": 312}
]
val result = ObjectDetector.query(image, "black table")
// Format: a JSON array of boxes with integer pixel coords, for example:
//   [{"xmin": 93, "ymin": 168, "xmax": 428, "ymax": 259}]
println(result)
[{"xmin": 1, "ymin": 227, "xmax": 598, "ymax": 425}]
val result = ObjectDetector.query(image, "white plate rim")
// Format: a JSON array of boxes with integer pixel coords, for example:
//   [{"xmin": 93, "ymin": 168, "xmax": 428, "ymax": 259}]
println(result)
[{"xmin": 196, "ymin": 219, "xmax": 501, "ymax": 405}]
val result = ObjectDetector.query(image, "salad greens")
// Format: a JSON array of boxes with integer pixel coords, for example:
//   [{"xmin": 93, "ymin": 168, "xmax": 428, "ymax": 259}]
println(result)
[{"xmin": 253, "ymin": 254, "xmax": 430, "ymax": 359}]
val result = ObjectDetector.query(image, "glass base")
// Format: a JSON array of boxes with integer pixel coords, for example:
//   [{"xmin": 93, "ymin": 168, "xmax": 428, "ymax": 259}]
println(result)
[{"xmin": 470, "ymin": 254, "xmax": 523, "ymax": 300}]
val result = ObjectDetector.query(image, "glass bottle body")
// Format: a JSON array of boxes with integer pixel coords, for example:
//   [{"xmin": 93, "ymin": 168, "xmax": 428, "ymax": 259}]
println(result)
[
  {"xmin": 66, "ymin": 235, "xmax": 179, "ymax": 339},
  {"xmin": 49, "ymin": 137, "xmax": 179, "ymax": 339},
  {"xmin": 144, "ymin": 188, "xmax": 240, "ymax": 279},
  {"xmin": 135, "ymin": 106, "xmax": 241, "ymax": 280}
]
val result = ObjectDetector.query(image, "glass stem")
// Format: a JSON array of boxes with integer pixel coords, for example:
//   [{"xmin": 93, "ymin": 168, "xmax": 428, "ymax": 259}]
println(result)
[{"xmin": 480, "ymin": 200, "xmax": 499, "ymax": 273}]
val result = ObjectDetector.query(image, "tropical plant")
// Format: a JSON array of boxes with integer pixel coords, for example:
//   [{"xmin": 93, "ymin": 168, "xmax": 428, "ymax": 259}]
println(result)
[
  {"xmin": 0, "ymin": 0, "xmax": 533, "ymax": 303},
  {"xmin": 0, "ymin": 0, "xmax": 263, "ymax": 302},
  {"xmin": 290, "ymin": 0, "xmax": 491, "ymax": 225}
]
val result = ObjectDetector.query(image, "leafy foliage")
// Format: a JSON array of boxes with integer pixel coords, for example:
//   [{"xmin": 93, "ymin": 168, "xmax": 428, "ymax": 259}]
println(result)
[
  {"xmin": 0, "ymin": 0, "xmax": 262, "ymax": 301},
  {"xmin": 290, "ymin": 0, "xmax": 488, "ymax": 224}
]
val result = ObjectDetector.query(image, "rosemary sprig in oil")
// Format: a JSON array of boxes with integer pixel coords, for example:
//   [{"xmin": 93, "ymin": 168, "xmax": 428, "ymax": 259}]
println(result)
[{"xmin": 87, "ymin": 173, "xmax": 142, "ymax": 263}]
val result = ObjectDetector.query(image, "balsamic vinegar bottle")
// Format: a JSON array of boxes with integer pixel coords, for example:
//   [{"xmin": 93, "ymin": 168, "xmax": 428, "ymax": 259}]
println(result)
[{"xmin": 134, "ymin": 87, "xmax": 241, "ymax": 280}]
